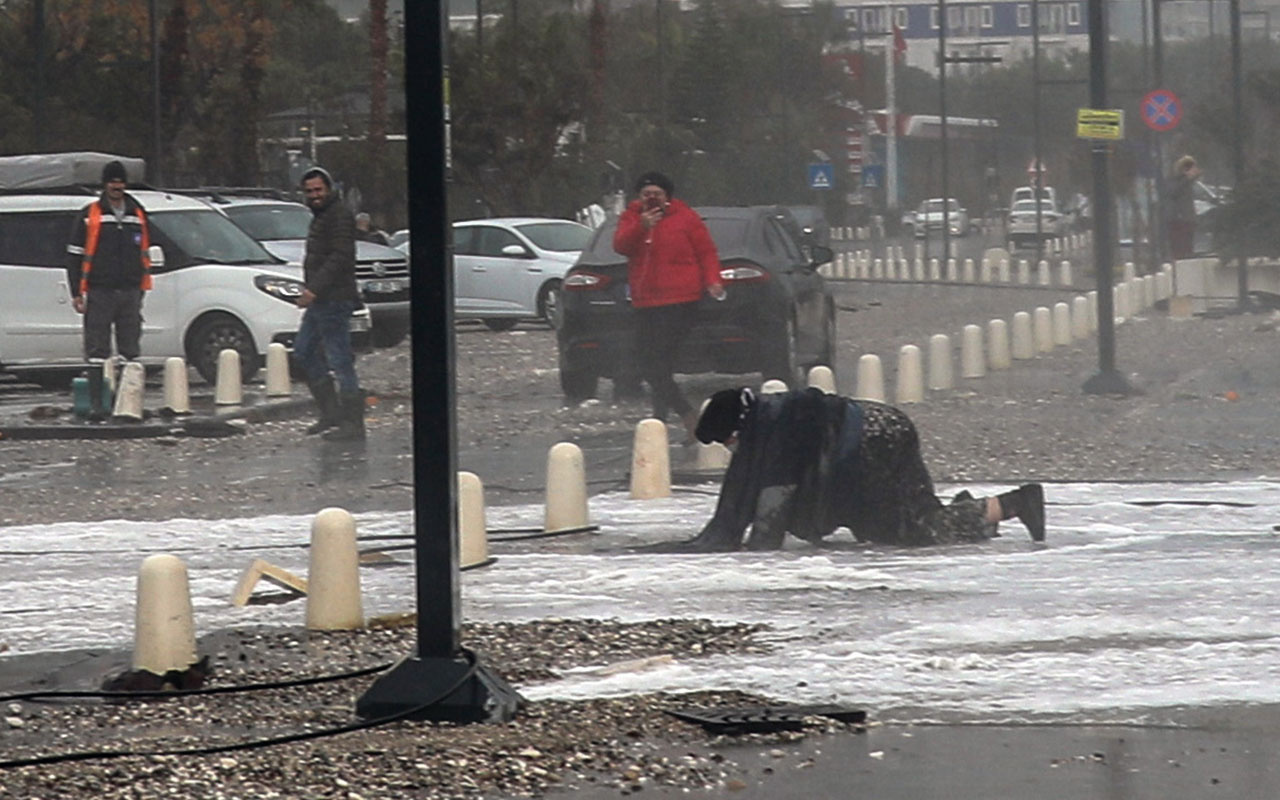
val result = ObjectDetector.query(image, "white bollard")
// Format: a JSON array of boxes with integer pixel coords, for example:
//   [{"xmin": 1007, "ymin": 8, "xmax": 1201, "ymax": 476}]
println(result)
[
  {"xmin": 1017, "ymin": 259, "xmax": 1030, "ymax": 284},
  {"xmin": 163, "ymin": 357, "xmax": 190, "ymax": 414},
  {"xmin": 998, "ymin": 258, "xmax": 1011, "ymax": 283},
  {"xmin": 929, "ymin": 258, "xmax": 941, "ymax": 281},
  {"xmin": 855, "ymin": 354, "xmax": 885, "ymax": 402},
  {"xmin": 112, "ymin": 361, "xmax": 145, "ymax": 421},
  {"xmin": 306, "ymin": 508, "xmax": 363, "ymax": 631},
  {"xmin": 988, "ymin": 319, "xmax": 1011, "ymax": 370},
  {"xmin": 132, "ymin": 554, "xmax": 197, "ymax": 675},
  {"xmin": 1113, "ymin": 285, "xmax": 1127, "ymax": 322},
  {"xmin": 458, "ymin": 471, "xmax": 490, "ymax": 569},
  {"xmin": 1156, "ymin": 271, "xmax": 1171, "ymax": 301},
  {"xmin": 872, "ymin": 258, "xmax": 884, "ymax": 279},
  {"xmin": 1034, "ymin": 306, "xmax": 1054, "ymax": 353},
  {"xmin": 630, "ymin": 418, "xmax": 671, "ymax": 499},
  {"xmin": 1052, "ymin": 302, "xmax": 1072, "ymax": 346},
  {"xmin": 807, "ymin": 365, "xmax": 836, "ymax": 394},
  {"xmin": 913, "ymin": 258, "xmax": 925, "ymax": 281},
  {"xmin": 1071, "ymin": 296, "xmax": 1089, "ymax": 340},
  {"xmin": 761, "ymin": 379, "xmax": 789, "ymax": 394},
  {"xmin": 214, "ymin": 348, "xmax": 242, "ymax": 406},
  {"xmin": 896, "ymin": 345, "xmax": 924, "ymax": 404},
  {"xmin": 1123, "ymin": 261, "xmax": 1136, "ymax": 284},
  {"xmin": 1059, "ymin": 259, "xmax": 1073, "ymax": 287},
  {"xmin": 980, "ymin": 259, "xmax": 993, "ymax": 283},
  {"xmin": 962, "ymin": 258, "xmax": 975, "ymax": 283},
  {"xmin": 1012, "ymin": 311, "xmax": 1035, "ymax": 360},
  {"xmin": 265, "ymin": 342, "xmax": 292, "ymax": 397},
  {"xmin": 1143, "ymin": 275, "xmax": 1156, "ymax": 309},
  {"xmin": 544, "ymin": 443, "xmax": 589, "ymax": 532},
  {"xmin": 928, "ymin": 334, "xmax": 953, "ymax": 391},
  {"xmin": 1037, "ymin": 259, "xmax": 1051, "ymax": 286},
  {"xmin": 960, "ymin": 324, "xmax": 985, "ymax": 379},
  {"xmin": 1087, "ymin": 291, "xmax": 1099, "ymax": 332},
  {"xmin": 946, "ymin": 258, "xmax": 957, "ymax": 282},
  {"xmin": 884, "ymin": 258, "xmax": 896, "ymax": 281},
  {"xmin": 103, "ymin": 355, "xmax": 120, "ymax": 394}
]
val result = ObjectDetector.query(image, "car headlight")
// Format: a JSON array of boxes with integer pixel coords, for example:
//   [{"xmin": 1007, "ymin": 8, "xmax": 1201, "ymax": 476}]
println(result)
[{"xmin": 254, "ymin": 275, "xmax": 306, "ymax": 304}]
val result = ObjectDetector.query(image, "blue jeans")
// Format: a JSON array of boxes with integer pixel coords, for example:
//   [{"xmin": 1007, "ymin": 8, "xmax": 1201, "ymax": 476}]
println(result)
[{"xmin": 293, "ymin": 300, "xmax": 359, "ymax": 394}]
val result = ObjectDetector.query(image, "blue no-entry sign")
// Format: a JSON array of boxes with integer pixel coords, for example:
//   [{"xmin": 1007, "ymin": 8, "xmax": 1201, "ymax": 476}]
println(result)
[
  {"xmin": 1140, "ymin": 89, "xmax": 1182, "ymax": 132},
  {"xmin": 808, "ymin": 163, "xmax": 835, "ymax": 190}
]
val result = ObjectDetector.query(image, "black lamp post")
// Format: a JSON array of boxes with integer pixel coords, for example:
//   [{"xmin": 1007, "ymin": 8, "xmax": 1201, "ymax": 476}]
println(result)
[{"xmin": 355, "ymin": 0, "xmax": 520, "ymax": 724}]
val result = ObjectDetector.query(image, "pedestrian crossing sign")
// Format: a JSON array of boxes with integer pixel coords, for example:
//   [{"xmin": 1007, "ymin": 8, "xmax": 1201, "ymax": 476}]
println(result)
[{"xmin": 808, "ymin": 163, "xmax": 835, "ymax": 190}]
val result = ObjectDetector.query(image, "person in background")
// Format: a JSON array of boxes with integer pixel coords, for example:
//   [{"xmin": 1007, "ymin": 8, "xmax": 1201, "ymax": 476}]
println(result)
[
  {"xmin": 295, "ymin": 167, "xmax": 365, "ymax": 441},
  {"xmin": 65, "ymin": 160, "xmax": 152, "ymax": 422},
  {"xmin": 1167, "ymin": 155, "xmax": 1201, "ymax": 260},
  {"xmin": 613, "ymin": 171, "xmax": 725, "ymax": 442},
  {"xmin": 660, "ymin": 387, "xmax": 1045, "ymax": 551},
  {"xmin": 355, "ymin": 212, "xmax": 390, "ymax": 246}
]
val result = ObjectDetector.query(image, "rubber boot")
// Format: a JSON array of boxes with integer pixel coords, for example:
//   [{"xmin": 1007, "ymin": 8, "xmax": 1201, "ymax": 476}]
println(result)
[
  {"xmin": 306, "ymin": 379, "xmax": 341, "ymax": 435},
  {"xmin": 323, "ymin": 391, "xmax": 366, "ymax": 441},
  {"xmin": 996, "ymin": 483, "xmax": 1045, "ymax": 542},
  {"xmin": 87, "ymin": 370, "xmax": 108, "ymax": 423}
]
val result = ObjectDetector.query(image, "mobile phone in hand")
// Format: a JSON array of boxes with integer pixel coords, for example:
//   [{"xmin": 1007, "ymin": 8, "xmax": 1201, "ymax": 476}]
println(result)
[{"xmin": 643, "ymin": 197, "xmax": 663, "ymax": 212}]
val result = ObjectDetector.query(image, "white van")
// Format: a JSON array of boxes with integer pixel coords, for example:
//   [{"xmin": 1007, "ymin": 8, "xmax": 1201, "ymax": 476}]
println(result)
[{"xmin": 0, "ymin": 153, "xmax": 367, "ymax": 385}]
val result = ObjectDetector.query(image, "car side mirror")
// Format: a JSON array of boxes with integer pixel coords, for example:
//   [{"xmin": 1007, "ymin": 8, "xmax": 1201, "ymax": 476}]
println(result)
[
  {"xmin": 501, "ymin": 244, "xmax": 530, "ymax": 258},
  {"xmin": 148, "ymin": 244, "xmax": 166, "ymax": 270},
  {"xmin": 810, "ymin": 245, "xmax": 834, "ymax": 267}
]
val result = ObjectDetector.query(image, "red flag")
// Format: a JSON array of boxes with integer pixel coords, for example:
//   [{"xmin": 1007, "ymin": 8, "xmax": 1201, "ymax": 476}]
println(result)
[{"xmin": 893, "ymin": 23, "xmax": 907, "ymax": 61}]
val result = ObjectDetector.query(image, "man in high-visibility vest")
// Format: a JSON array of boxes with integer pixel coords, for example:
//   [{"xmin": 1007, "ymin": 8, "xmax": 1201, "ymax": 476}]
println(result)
[{"xmin": 66, "ymin": 160, "xmax": 152, "ymax": 421}]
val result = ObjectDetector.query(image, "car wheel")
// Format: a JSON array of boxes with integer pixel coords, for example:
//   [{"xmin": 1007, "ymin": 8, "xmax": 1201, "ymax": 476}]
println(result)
[
  {"xmin": 187, "ymin": 312, "xmax": 260, "ymax": 385},
  {"xmin": 537, "ymin": 280, "xmax": 563, "ymax": 329},
  {"xmin": 762, "ymin": 317, "xmax": 802, "ymax": 388},
  {"xmin": 483, "ymin": 318, "xmax": 519, "ymax": 332},
  {"xmin": 559, "ymin": 365, "xmax": 599, "ymax": 402},
  {"xmin": 369, "ymin": 323, "xmax": 408, "ymax": 348}
]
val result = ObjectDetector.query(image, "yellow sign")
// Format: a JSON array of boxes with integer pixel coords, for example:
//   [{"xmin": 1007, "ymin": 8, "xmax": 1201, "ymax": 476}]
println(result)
[{"xmin": 1076, "ymin": 108, "xmax": 1125, "ymax": 140}]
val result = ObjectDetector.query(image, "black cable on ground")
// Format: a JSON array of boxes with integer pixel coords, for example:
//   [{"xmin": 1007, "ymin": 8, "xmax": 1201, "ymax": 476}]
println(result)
[
  {"xmin": 0, "ymin": 661, "xmax": 393, "ymax": 706},
  {"xmin": 0, "ymin": 650, "xmax": 479, "ymax": 770}
]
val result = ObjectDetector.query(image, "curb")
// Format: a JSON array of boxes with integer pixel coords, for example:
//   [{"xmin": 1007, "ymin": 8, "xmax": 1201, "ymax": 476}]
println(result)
[{"xmin": 0, "ymin": 397, "xmax": 314, "ymax": 442}]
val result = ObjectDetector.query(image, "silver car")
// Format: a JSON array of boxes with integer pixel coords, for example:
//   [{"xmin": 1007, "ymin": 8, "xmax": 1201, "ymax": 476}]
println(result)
[{"xmin": 452, "ymin": 217, "xmax": 592, "ymax": 331}]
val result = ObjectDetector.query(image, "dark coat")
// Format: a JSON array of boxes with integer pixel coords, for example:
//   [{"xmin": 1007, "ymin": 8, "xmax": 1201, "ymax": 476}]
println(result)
[
  {"xmin": 304, "ymin": 194, "xmax": 359, "ymax": 303},
  {"xmin": 694, "ymin": 388, "xmax": 862, "ymax": 547}
]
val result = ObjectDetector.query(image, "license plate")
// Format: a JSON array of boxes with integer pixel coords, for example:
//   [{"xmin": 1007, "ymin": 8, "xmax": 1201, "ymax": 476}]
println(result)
[
  {"xmin": 365, "ymin": 279, "xmax": 405, "ymax": 294},
  {"xmin": 350, "ymin": 316, "xmax": 371, "ymax": 332}
]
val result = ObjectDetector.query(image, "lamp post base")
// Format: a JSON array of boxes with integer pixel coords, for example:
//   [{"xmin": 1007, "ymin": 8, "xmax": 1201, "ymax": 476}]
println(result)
[
  {"xmin": 1082, "ymin": 370, "xmax": 1139, "ymax": 396},
  {"xmin": 355, "ymin": 652, "xmax": 522, "ymax": 723}
]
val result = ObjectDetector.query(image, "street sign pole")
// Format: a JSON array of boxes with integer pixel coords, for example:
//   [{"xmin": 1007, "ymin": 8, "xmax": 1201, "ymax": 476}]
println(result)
[{"xmin": 1082, "ymin": 0, "xmax": 1135, "ymax": 396}]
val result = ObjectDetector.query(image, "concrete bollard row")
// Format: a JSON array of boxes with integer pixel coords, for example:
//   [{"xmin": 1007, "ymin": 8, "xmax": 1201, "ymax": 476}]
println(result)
[
  {"xmin": 928, "ymin": 334, "xmax": 953, "ymax": 391},
  {"xmin": 960, "ymin": 324, "xmax": 985, "ymax": 379},
  {"xmin": 988, "ymin": 319, "xmax": 1011, "ymax": 370}
]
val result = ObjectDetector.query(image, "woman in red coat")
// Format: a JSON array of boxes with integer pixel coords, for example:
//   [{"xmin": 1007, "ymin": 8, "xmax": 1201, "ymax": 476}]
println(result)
[{"xmin": 613, "ymin": 171, "xmax": 725, "ymax": 441}]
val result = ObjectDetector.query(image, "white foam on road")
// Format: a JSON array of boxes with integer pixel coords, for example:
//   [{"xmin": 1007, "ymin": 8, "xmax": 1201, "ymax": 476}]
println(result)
[{"xmin": 4, "ymin": 480, "xmax": 1280, "ymax": 725}]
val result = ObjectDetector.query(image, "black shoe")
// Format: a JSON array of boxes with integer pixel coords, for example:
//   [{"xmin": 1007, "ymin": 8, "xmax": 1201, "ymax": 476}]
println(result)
[
  {"xmin": 306, "ymin": 379, "xmax": 341, "ymax": 435},
  {"xmin": 1015, "ymin": 483, "xmax": 1045, "ymax": 542},
  {"xmin": 323, "ymin": 391, "xmax": 366, "ymax": 441}
]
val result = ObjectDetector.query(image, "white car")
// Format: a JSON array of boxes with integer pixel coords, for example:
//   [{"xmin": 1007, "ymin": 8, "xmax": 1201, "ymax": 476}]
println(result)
[
  {"xmin": 1006, "ymin": 198, "xmax": 1065, "ymax": 248},
  {"xmin": 452, "ymin": 217, "xmax": 593, "ymax": 330},
  {"xmin": 0, "ymin": 190, "xmax": 334, "ymax": 386},
  {"xmin": 911, "ymin": 198, "xmax": 969, "ymax": 238},
  {"xmin": 207, "ymin": 196, "xmax": 411, "ymax": 347}
]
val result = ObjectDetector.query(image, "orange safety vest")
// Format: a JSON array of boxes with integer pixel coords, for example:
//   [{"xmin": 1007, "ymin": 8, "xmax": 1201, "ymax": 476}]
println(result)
[{"xmin": 79, "ymin": 202, "xmax": 153, "ymax": 296}]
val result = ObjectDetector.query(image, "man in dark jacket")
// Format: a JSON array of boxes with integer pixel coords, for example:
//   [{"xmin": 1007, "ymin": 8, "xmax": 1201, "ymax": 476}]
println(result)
[
  {"xmin": 66, "ymin": 159, "xmax": 152, "ymax": 421},
  {"xmin": 666, "ymin": 388, "xmax": 1044, "ymax": 550},
  {"xmin": 294, "ymin": 167, "xmax": 364, "ymax": 441}
]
